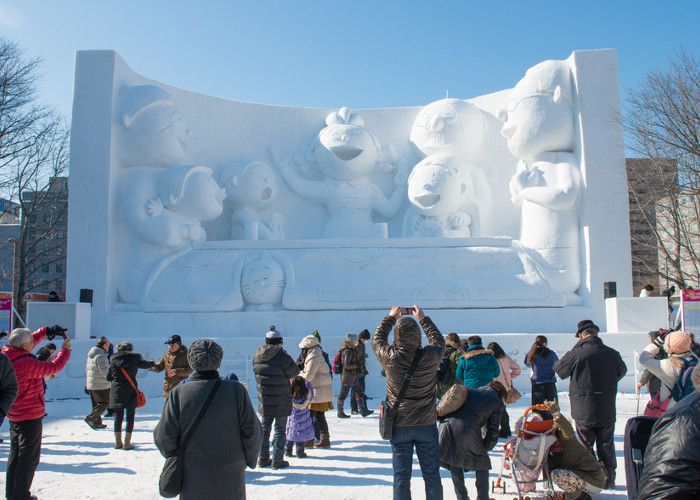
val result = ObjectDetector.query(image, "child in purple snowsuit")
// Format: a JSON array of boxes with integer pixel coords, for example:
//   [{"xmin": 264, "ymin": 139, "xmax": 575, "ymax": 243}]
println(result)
[{"xmin": 286, "ymin": 376, "xmax": 315, "ymax": 458}]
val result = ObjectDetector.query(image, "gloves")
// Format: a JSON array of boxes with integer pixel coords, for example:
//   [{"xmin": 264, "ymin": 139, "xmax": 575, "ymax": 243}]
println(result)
[
  {"xmin": 650, "ymin": 329, "xmax": 670, "ymax": 348},
  {"xmin": 46, "ymin": 324, "xmax": 67, "ymax": 339}
]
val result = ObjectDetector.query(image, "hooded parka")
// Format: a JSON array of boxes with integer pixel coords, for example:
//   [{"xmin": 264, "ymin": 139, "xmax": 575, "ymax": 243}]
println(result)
[
  {"xmin": 252, "ymin": 343, "xmax": 300, "ymax": 417},
  {"xmin": 372, "ymin": 315, "xmax": 444, "ymax": 427}
]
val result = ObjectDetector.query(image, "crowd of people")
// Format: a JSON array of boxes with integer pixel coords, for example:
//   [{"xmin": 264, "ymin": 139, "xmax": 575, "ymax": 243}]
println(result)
[{"xmin": 0, "ymin": 306, "xmax": 699, "ymax": 499}]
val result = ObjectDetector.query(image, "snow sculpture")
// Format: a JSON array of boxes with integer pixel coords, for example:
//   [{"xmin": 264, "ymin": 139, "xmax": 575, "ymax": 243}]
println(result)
[
  {"xmin": 271, "ymin": 107, "xmax": 407, "ymax": 239},
  {"xmin": 402, "ymin": 154, "xmax": 474, "ymax": 238},
  {"xmin": 409, "ymin": 98, "xmax": 493, "ymax": 235},
  {"xmin": 116, "ymin": 85, "xmax": 190, "ymax": 168},
  {"xmin": 219, "ymin": 160, "xmax": 285, "ymax": 240},
  {"xmin": 117, "ymin": 165, "xmax": 226, "ymax": 303},
  {"xmin": 241, "ymin": 256, "xmax": 286, "ymax": 310},
  {"xmin": 502, "ymin": 60, "xmax": 582, "ymax": 301}
]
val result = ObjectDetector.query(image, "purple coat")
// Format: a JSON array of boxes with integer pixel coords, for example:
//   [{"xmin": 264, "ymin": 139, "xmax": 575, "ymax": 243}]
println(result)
[{"xmin": 286, "ymin": 382, "xmax": 315, "ymax": 442}]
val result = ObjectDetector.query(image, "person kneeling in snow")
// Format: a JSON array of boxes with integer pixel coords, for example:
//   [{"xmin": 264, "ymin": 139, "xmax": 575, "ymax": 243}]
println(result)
[{"xmin": 544, "ymin": 402, "xmax": 607, "ymax": 500}]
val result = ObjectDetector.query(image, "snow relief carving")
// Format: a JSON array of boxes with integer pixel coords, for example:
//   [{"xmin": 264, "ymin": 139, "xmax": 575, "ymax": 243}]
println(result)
[{"xmin": 102, "ymin": 55, "xmax": 593, "ymax": 312}]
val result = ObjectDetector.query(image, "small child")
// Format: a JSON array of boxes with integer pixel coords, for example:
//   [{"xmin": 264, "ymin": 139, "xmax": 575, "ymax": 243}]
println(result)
[{"xmin": 285, "ymin": 376, "xmax": 315, "ymax": 458}]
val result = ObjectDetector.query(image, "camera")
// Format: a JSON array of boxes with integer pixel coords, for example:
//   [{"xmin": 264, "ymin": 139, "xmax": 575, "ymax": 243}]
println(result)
[
  {"xmin": 46, "ymin": 325, "xmax": 68, "ymax": 341},
  {"xmin": 400, "ymin": 307, "xmax": 414, "ymax": 316}
]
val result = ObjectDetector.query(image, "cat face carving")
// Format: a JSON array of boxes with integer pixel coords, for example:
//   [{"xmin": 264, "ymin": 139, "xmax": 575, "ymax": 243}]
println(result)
[{"xmin": 241, "ymin": 257, "xmax": 286, "ymax": 306}]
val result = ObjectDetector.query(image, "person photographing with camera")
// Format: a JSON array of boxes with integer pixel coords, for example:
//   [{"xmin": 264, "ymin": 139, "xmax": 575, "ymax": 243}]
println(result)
[
  {"xmin": 372, "ymin": 305, "xmax": 445, "ymax": 500},
  {"xmin": 2, "ymin": 325, "xmax": 72, "ymax": 500}
]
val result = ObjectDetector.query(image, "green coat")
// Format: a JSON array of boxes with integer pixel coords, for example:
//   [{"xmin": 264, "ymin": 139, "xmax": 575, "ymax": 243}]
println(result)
[{"xmin": 548, "ymin": 413, "xmax": 607, "ymax": 488}]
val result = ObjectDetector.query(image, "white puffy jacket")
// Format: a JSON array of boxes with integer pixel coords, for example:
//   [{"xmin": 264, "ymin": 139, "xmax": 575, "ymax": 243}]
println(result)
[
  {"xmin": 85, "ymin": 346, "xmax": 110, "ymax": 391},
  {"xmin": 299, "ymin": 337, "xmax": 333, "ymax": 404}
]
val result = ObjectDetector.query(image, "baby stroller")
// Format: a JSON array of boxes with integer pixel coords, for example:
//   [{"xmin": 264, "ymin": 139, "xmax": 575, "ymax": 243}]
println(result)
[{"xmin": 492, "ymin": 405, "xmax": 563, "ymax": 500}]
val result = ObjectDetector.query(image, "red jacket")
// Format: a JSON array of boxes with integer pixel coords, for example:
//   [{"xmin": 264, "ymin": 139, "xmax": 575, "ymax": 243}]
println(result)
[{"xmin": 1, "ymin": 327, "xmax": 71, "ymax": 422}]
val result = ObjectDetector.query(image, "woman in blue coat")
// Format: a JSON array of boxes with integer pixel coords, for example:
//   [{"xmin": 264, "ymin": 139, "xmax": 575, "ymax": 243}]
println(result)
[{"xmin": 524, "ymin": 335, "xmax": 559, "ymax": 404}]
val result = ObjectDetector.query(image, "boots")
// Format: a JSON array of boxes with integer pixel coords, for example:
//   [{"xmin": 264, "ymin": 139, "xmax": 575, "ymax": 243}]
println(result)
[
  {"xmin": 359, "ymin": 398, "xmax": 374, "ymax": 417},
  {"xmin": 337, "ymin": 400, "xmax": 350, "ymax": 418},
  {"xmin": 316, "ymin": 432, "xmax": 331, "ymax": 448},
  {"xmin": 114, "ymin": 432, "xmax": 123, "ymax": 449},
  {"xmin": 122, "ymin": 432, "xmax": 134, "ymax": 450}
]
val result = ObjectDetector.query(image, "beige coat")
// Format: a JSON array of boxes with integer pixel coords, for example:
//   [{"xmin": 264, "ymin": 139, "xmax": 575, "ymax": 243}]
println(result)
[
  {"xmin": 494, "ymin": 354, "xmax": 521, "ymax": 391},
  {"xmin": 299, "ymin": 336, "xmax": 333, "ymax": 404}
]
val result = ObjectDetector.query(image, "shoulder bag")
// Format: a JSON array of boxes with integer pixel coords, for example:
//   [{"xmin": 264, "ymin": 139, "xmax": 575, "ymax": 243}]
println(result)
[
  {"xmin": 160, "ymin": 379, "xmax": 221, "ymax": 497},
  {"xmin": 119, "ymin": 367, "xmax": 147, "ymax": 408},
  {"xmin": 379, "ymin": 348, "xmax": 424, "ymax": 440}
]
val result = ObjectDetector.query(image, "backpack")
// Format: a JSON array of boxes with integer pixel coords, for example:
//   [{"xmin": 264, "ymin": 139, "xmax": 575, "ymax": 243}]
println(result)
[
  {"xmin": 332, "ymin": 351, "xmax": 343, "ymax": 375},
  {"xmin": 670, "ymin": 357, "xmax": 698, "ymax": 402},
  {"xmin": 437, "ymin": 353, "xmax": 456, "ymax": 389}
]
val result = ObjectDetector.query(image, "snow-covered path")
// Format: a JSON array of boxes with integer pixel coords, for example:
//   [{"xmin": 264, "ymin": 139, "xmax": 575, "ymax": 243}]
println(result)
[{"xmin": 0, "ymin": 393, "xmax": 639, "ymax": 499}]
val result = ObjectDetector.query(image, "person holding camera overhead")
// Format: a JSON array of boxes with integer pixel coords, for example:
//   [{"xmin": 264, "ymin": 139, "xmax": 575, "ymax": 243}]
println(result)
[
  {"xmin": 2, "ymin": 325, "xmax": 72, "ymax": 500},
  {"xmin": 372, "ymin": 305, "xmax": 445, "ymax": 500}
]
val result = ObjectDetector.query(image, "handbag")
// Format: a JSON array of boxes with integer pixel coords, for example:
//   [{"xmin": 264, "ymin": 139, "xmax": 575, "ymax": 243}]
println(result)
[
  {"xmin": 644, "ymin": 392, "xmax": 671, "ymax": 417},
  {"xmin": 119, "ymin": 367, "xmax": 147, "ymax": 408},
  {"xmin": 506, "ymin": 387, "xmax": 522, "ymax": 404},
  {"xmin": 159, "ymin": 379, "xmax": 221, "ymax": 498},
  {"xmin": 379, "ymin": 348, "xmax": 424, "ymax": 440}
]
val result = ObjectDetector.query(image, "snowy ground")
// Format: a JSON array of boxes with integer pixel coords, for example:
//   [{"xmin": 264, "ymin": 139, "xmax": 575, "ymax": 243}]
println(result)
[{"xmin": 0, "ymin": 392, "xmax": 640, "ymax": 499}]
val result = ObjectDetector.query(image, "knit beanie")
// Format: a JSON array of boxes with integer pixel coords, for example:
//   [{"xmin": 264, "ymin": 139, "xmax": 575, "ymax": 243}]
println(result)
[
  {"xmin": 359, "ymin": 329, "xmax": 370, "ymax": 340},
  {"xmin": 187, "ymin": 339, "xmax": 223, "ymax": 372},
  {"xmin": 665, "ymin": 330, "xmax": 692, "ymax": 355},
  {"xmin": 265, "ymin": 325, "xmax": 283, "ymax": 345}
]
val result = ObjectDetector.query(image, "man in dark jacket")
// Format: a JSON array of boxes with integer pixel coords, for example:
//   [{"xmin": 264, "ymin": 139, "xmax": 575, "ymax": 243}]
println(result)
[
  {"xmin": 252, "ymin": 326, "xmax": 299, "ymax": 469},
  {"xmin": 0, "ymin": 351, "xmax": 18, "ymax": 428},
  {"xmin": 151, "ymin": 334, "xmax": 193, "ymax": 397},
  {"xmin": 350, "ymin": 329, "xmax": 371, "ymax": 414},
  {"xmin": 554, "ymin": 320, "xmax": 627, "ymax": 489},
  {"xmin": 638, "ymin": 364, "xmax": 700, "ymax": 499},
  {"xmin": 438, "ymin": 381, "xmax": 506, "ymax": 500},
  {"xmin": 372, "ymin": 305, "xmax": 445, "ymax": 500},
  {"xmin": 155, "ymin": 339, "xmax": 262, "ymax": 500}
]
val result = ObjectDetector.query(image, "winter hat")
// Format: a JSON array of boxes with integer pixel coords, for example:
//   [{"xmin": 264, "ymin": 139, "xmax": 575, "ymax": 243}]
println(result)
[
  {"xmin": 299, "ymin": 335, "xmax": 320, "ymax": 349},
  {"xmin": 187, "ymin": 339, "xmax": 223, "ymax": 372},
  {"xmin": 576, "ymin": 319, "xmax": 600, "ymax": 337},
  {"xmin": 265, "ymin": 325, "xmax": 283, "ymax": 345},
  {"xmin": 116, "ymin": 341, "xmax": 133, "ymax": 352},
  {"xmin": 665, "ymin": 330, "xmax": 692, "ymax": 355},
  {"xmin": 345, "ymin": 332, "xmax": 358, "ymax": 344},
  {"xmin": 359, "ymin": 329, "xmax": 371, "ymax": 340}
]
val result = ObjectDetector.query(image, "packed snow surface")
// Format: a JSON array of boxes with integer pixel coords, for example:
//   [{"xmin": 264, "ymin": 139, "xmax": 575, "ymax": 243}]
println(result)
[{"xmin": 0, "ymin": 392, "xmax": 640, "ymax": 499}]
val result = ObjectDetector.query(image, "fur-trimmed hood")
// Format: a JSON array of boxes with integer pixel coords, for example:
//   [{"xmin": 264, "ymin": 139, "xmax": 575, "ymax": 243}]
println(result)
[{"xmin": 462, "ymin": 347, "xmax": 494, "ymax": 360}]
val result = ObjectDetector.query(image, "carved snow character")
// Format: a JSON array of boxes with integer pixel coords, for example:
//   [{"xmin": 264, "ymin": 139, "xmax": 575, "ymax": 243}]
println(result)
[
  {"xmin": 402, "ymin": 154, "xmax": 475, "ymax": 238},
  {"xmin": 409, "ymin": 98, "xmax": 493, "ymax": 235},
  {"xmin": 502, "ymin": 59, "xmax": 582, "ymax": 301},
  {"xmin": 241, "ymin": 256, "xmax": 286, "ymax": 311},
  {"xmin": 271, "ymin": 107, "xmax": 406, "ymax": 239},
  {"xmin": 219, "ymin": 160, "xmax": 284, "ymax": 240}
]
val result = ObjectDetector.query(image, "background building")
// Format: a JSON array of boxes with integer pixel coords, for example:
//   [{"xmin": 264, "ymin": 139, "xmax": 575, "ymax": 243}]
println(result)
[{"xmin": 626, "ymin": 158, "xmax": 678, "ymax": 296}]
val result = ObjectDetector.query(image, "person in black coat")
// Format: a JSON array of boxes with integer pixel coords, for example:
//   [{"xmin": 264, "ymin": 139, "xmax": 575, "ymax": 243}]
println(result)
[
  {"xmin": 554, "ymin": 320, "xmax": 627, "ymax": 489},
  {"xmin": 252, "ymin": 326, "xmax": 300, "ymax": 469},
  {"xmin": 638, "ymin": 364, "xmax": 700, "ymax": 499},
  {"xmin": 438, "ymin": 381, "xmax": 507, "ymax": 500},
  {"xmin": 107, "ymin": 342, "xmax": 155, "ymax": 450}
]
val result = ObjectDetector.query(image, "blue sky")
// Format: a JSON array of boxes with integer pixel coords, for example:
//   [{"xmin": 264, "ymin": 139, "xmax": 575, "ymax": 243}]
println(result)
[{"xmin": 1, "ymin": 1, "xmax": 699, "ymax": 117}]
